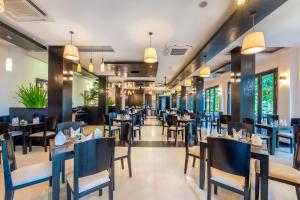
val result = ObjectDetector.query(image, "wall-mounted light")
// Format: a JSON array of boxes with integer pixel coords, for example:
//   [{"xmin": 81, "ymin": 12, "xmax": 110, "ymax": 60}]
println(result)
[
  {"xmin": 279, "ymin": 76, "xmax": 287, "ymax": 84},
  {"xmin": 5, "ymin": 57, "xmax": 13, "ymax": 72},
  {"xmin": 230, "ymin": 72, "xmax": 241, "ymax": 83}
]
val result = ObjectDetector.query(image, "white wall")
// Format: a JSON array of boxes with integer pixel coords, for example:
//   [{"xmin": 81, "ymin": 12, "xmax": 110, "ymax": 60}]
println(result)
[
  {"xmin": 0, "ymin": 44, "xmax": 48, "ymax": 115},
  {"xmin": 204, "ymin": 48, "xmax": 300, "ymax": 120}
]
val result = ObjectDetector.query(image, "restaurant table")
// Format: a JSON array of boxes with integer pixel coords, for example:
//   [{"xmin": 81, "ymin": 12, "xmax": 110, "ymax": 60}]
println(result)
[
  {"xmin": 9, "ymin": 122, "xmax": 45, "ymax": 154},
  {"xmin": 199, "ymin": 138, "xmax": 269, "ymax": 200},
  {"xmin": 255, "ymin": 123, "xmax": 292, "ymax": 155}
]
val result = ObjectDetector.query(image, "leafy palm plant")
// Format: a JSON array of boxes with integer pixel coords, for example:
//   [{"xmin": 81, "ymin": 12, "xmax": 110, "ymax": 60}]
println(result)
[{"xmin": 16, "ymin": 83, "xmax": 47, "ymax": 108}]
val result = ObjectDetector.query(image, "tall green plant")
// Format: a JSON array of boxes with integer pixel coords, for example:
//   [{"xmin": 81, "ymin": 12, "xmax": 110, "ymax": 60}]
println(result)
[{"xmin": 16, "ymin": 83, "xmax": 47, "ymax": 108}]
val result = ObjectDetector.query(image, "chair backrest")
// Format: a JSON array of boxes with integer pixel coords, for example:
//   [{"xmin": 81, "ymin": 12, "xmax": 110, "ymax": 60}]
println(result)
[
  {"xmin": 45, "ymin": 117, "xmax": 57, "ymax": 132},
  {"xmin": 104, "ymin": 115, "xmax": 111, "ymax": 126},
  {"xmin": 227, "ymin": 122, "xmax": 243, "ymax": 136},
  {"xmin": 171, "ymin": 115, "xmax": 178, "ymax": 127},
  {"xmin": 185, "ymin": 122, "xmax": 198, "ymax": 150},
  {"xmin": 73, "ymin": 137, "xmax": 115, "ymax": 193},
  {"xmin": 266, "ymin": 114, "xmax": 279, "ymax": 124},
  {"xmin": 0, "ymin": 115, "xmax": 11, "ymax": 123},
  {"xmin": 220, "ymin": 115, "xmax": 231, "ymax": 124},
  {"xmin": 1, "ymin": 134, "xmax": 17, "ymax": 190},
  {"xmin": 56, "ymin": 121, "xmax": 83, "ymax": 136},
  {"xmin": 0, "ymin": 122, "xmax": 9, "ymax": 135},
  {"xmin": 291, "ymin": 118, "xmax": 300, "ymax": 126},
  {"xmin": 294, "ymin": 124, "xmax": 300, "ymax": 145},
  {"xmin": 109, "ymin": 112, "xmax": 117, "ymax": 119},
  {"xmin": 207, "ymin": 137, "xmax": 251, "ymax": 179}
]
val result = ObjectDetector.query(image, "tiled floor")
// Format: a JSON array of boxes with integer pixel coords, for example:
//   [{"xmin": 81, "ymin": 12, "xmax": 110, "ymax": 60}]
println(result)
[{"xmin": 0, "ymin": 117, "xmax": 297, "ymax": 199}]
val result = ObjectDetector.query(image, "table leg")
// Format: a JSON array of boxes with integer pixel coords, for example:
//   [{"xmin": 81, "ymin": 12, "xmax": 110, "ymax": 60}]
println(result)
[
  {"xmin": 22, "ymin": 130, "xmax": 27, "ymax": 154},
  {"xmin": 52, "ymin": 156, "xmax": 61, "ymax": 200},
  {"xmin": 260, "ymin": 155, "xmax": 269, "ymax": 200},
  {"xmin": 199, "ymin": 144, "xmax": 206, "ymax": 189},
  {"xmin": 268, "ymin": 128, "xmax": 276, "ymax": 155}
]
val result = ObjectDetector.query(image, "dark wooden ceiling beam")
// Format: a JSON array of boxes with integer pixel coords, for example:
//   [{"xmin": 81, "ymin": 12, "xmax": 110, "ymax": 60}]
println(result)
[
  {"xmin": 168, "ymin": 0, "xmax": 287, "ymax": 88},
  {"xmin": 0, "ymin": 21, "xmax": 47, "ymax": 51}
]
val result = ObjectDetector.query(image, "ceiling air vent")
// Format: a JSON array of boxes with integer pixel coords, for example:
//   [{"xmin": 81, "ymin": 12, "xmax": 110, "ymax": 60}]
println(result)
[
  {"xmin": 164, "ymin": 45, "xmax": 192, "ymax": 56},
  {"xmin": 3, "ymin": 0, "xmax": 50, "ymax": 22}
]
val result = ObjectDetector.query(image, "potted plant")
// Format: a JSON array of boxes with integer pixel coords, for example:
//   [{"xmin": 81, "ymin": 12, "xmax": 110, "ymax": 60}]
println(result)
[
  {"xmin": 10, "ymin": 83, "xmax": 47, "ymax": 122},
  {"xmin": 107, "ymin": 98, "xmax": 115, "ymax": 113}
]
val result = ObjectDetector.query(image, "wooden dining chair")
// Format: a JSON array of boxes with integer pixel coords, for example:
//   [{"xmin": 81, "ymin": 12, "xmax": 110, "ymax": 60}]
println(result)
[
  {"xmin": 184, "ymin": 121, "xmax": 200, "ymax": 174},
  {"xmin": 277, "ymin": 118, "xmax": 300, "ymax": 153},
  {"xmin": 67, "ymin": 137, "xmax": 115, "ymax": 200},
  {"xmin": 131, "ymin": 114, "xmax": 141, "ymax": 140},
  {"xmin": 255, "ymin": 124, "xmax": 300, "ymax": 200},
  {"xmin": 219, "ymin": 114, "xmax": 231, "ymax": 134},
  {"xmin": 1, "ymin": 133, "xmax": 52, "ymax": 200},
  {"xmin": 28, "ymin": 116, "xmax": 57, "ymax": 152},
  {"xmin": 161, "ymin": 112, "xmax": 169, "ymax": 135},
  {"xmin": 167, "ymin": 115, "xmax": 184, "ymax": 144},
  {"xmin": 114, "ymin": 122, "xmax": 132, "ymax": 182},
  {"xmin": 104, "ymin": 115, "xmax": 121, "ymax": 137},
  {"xmin": 207, "ymin": 137, "xmax": 251, "ymax": 200},
  {"xmin": 210, "ymin": 113, "xmax": 219, "ymax": 133}
]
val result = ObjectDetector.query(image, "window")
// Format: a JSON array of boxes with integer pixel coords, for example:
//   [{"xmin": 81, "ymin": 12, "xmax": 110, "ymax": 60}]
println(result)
[
  {"xmin": 205, "ymin": 86, "xmax": 220, "ymax": 112},
  {"xmin": 255, "ymin": 69, "xmax": 278, "ymax": 122}
]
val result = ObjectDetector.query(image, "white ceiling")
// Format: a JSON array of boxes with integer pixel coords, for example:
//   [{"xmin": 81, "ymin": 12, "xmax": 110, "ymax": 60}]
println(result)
[{"xmin": 0, "ymin": 0, "xmax": 236, "ymax": 83}]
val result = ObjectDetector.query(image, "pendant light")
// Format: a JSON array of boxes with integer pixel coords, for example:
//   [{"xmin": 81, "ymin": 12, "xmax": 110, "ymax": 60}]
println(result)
[
  {"xmin": 6, "ymin": 45, "xmax": 12, "ymax": 72},
  {"xmin": 63, "ymin": 31, "xmax": 79, "ymax": 61},
  {"xmin": 88, "ymin": 48, "xmax": 94, "ymax": 72},
  {"xmin": 199, "ymin": 55, "xmax": 210, "ymax": 78},
  {"xmin": 76, "ymin": 60, "xmax": 82, "ymax": 73},
  {"xmin": 144, "ymin": 32, "xmax": 157, "ymax": 63},
  {"xmin": 100, "ymin": 48, "xmax": 105, "ymax": 72},
  {"xmin": 185, "ymin": 80, "xmax": 192, "ymax": 87},
  {"xmin": 0, "ymin": 0, "xmax": 5, "ymax": 13},
  {"xmin": 241, "ymin": 13, "xmax": 265, "ymax": 55}
]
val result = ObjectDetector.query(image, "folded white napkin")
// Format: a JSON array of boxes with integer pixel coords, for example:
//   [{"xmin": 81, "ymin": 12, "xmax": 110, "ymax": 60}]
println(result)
[
  {"xmin": 33, "ymin": 117, "xmax": 39, "ymax": 124},
  {"xmin": 70, "ymin": 127, "xmax": 81, "ymax": 138},
  {"xmin": 233, "ymin": 129, "xmax": 242, "ymax": 139},
  {"xmin": 81, "ymin": 133, "xmax": 93, "ymax": 141},
  {"xmin": 54, "ymin": 131, "xmax": 66, "ymax": 146},
  {"xmin": 94, "ymin": 128, "xmax": 103, "ymax": 138},
  {"xmin": 12, "ymin": 117, "xmax": 19, "ymax": 126}
]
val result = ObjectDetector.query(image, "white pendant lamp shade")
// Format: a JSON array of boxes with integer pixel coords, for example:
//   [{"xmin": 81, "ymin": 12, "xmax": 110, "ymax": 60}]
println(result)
[
  {"xmin": 199, "ymin": 66, "xmax": 211, "ymax": 78},
  {"xmin": 144, "ymin": 47, "xmax": 157, "ymax": 63},
  {"xmin": 63, "ymin": 45, "xmax": 79, "ymax": 61},
  {"xmin": 6, "ymin": 57, "xmax": 13, "ymax": 71},
  {"xmin": 88, "ymin": 58, "xmax": 93, "ymax": 72},
  {"xmin": 63, "ymin": 31, "xmax": 79, "ymax": 61},
  {"xmin": 0, "ymin": 0, "xmax": 4, "ymax": 13},
  {"xmin": 144, "ymin": 32, "xmax": 157, "ymax": 63},
  {"xmin": 241, "ymin": 31, "xmax": 265, "ymax": 55},
  {"xmin": 184, "ymin": 80, "xmax": 192, "ymax": 87}
]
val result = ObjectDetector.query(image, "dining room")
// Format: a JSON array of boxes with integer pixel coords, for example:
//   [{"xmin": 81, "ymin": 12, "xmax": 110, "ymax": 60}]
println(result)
[{"xmin": 1, "ymin": 0, "xmax": 300, "ymax": 200}]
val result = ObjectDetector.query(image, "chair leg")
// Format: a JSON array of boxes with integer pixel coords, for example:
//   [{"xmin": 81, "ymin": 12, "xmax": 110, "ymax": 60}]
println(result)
[
  {"xmin": 192, "ymin": 157, "xmax": 196, "ymax": 168},
  {"xmin": 276, "ymin": 135, "xmax": 279, "ymax": 148},
  {"xmin": 295, "ymin": 186, "xmax": 300, "ymax": 200},
  {"xmin": 290, "ymin": 138, "xmax": 294, "ymax": 154},
  {"xmin": 67, "ymin": 183, "xmax": 71, "ymax": 200},
  {"xmin": 44, "ymin": 137, "xmax": 48, "ymax": 152},
  {"xmin": 214, "ymin": 185, "xmax": 218, "ymax": 195},
  {"xmin": 99, "ymin": 188, "xmax": 103, "ymax": 196},
  {"xmin": 121, "ymin": 158, "xmax": 125, "ymax": 170},
  {"xmin": 162, "ymin": 125, "xmax": 164, "ymax": 135},
  {"xmin": 128, "ymin": 156, "xmax": 132, "ymax": 177},
  {"xmin": 109, "ymin": 181, "xmax": 114, "ymax": 200},
  {"xmin": 255, "ymin": 173, "xmax": 260, "ymax": 200},
  {"xmin": 174, "ymin": 131, "xmax": 177, "ymax": 144},
  {"xmin": 139, "ymin": 130, "xmax": 141, "ymax": 140},
  {"xmin": 184, "ymin": 154, "xmax": 189, "ymax": 174},
  {"xmin": 29, "ymin": 137, "xmax": 32, "ymax": 152},
  {"xmin": 207, "ymin": 180, "xmax": 212, "ymax": 200},
  {"xmin": 5, "ymin": 189, "xmax": 14, "ymax": 200}
]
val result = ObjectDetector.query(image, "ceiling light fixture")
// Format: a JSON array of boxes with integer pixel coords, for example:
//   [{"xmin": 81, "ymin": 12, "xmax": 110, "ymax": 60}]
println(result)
[
  {"xmin": 241, "ymin": 12, "xmax": 265, "ymax": 55},
  {"xmin": 76, "ymin": 60, "xmax": 82, "ymax": 73},
  {"xmin": 6, "ymin": 45, "xmax": 12, "ymax": 72},
  {"xmin": 176, "ymin": 86, "xmax": 182, "ymax": 92},
  {"xmin": 199, "ymin": 55, "xmax": 210, "ymax": 78},
  {"xmin": 185, "ymin": 80, "xmax": 192, "ymax": 87},
  {"xmin": 63, "ymin": 31, "xmax": 79, "ymax": 61},
  {"xmin": 237, "ymin": 0, "xmax": 246, "ymax": 6},
  {"xmin": 88, "ymin": 48, "xmax": 94, "ymax": 72},
  {"xmin": 100, "ymin": 48, "xmax": 105, "ymax": 72},
  {"xmin": 144, "ymin": 32, "xmax": 157, "ymax": 63},
  {"xmin": 0, "ymin": 0, "xmax": 5, "ymax": 13}
]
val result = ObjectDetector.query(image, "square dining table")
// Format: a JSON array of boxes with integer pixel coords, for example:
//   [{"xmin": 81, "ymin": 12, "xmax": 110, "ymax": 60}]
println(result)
[{"xmin": 199, "ymin": 138, "xmax": 269, "ymax": 200}]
